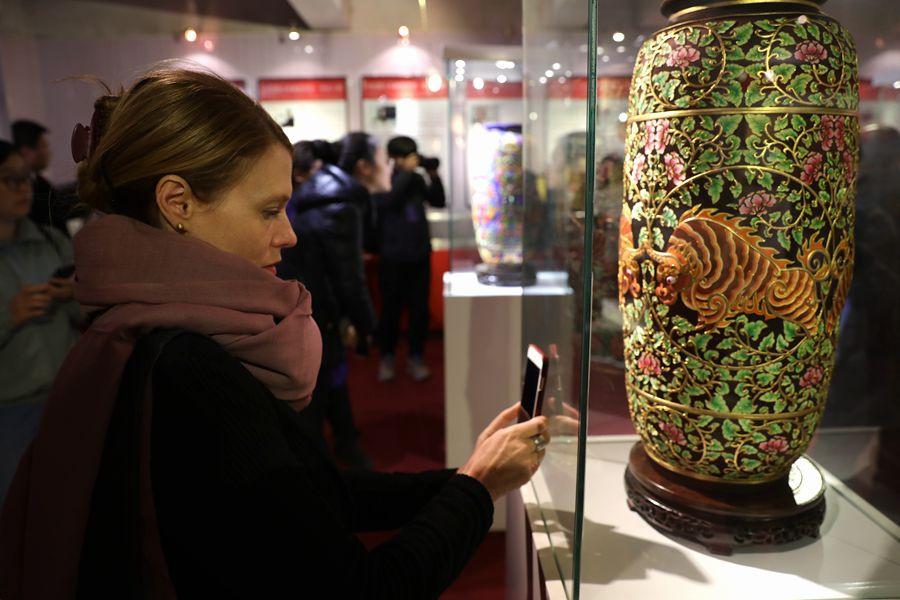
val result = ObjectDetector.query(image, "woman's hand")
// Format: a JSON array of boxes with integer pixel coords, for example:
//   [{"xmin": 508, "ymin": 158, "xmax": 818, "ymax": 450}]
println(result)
[
  {"xmin": 9, "ymin": 284, "xmax": 52, "ymax": 328},
  {"xmin": 459, "ymin": 404, "xmax": 550, "ymax": 501},
  {"xmin": 48, "ymin": 277, "xmax": 75, "ymax": 302}
]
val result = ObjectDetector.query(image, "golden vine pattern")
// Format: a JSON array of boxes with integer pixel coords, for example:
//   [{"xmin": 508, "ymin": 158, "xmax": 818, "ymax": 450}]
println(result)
[{"xmin": 619, "ymin": 9, "xmax": 859, "ymax": 483}]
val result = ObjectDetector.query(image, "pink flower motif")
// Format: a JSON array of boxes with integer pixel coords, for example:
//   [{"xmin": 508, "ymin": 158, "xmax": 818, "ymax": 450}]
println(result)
[
  {"xmin": 759, "ymin": 436, "xmax": 789, "ymax": 454},
  {"xmin": 799, "ymin": 366, "xmax": 824, "ymax": 388},
  {"xmin": 663, "ymin": 152, "xmax": 686, "ymax": 186},
  {"xmin": 637, "ymin": 351, "xmax": 662, "ymax": 376},
  {"xmin": 738, "ymin": 191, "xmax": 777, "ymax": 216},
  {"xmin": 630, "ymin": 153, "xmax": 647, "ymax": 184},
  {"xmin": 842, "ymin": 150, "xmax": 856, "ymax": 183},
  {"xmin": 821, "ymin": 115, "xmax": 846, "ymax": 152},
  {"xmin": 644, "ymin": 119, "xmax": 670, "ymax": 155},
  {"xmin": 800, "ymin": 152, "xmax": 823, "ymax": 185},
  {"xmin": 794, "ymin": 41, "xmax": 828, "ymax": 64},
  {"xmin": 666, "ymin": 43, "xmax": 701, "ymax": 68},
  {"xmin": 659, "ymin": 422, "xmax": 687, "ymax": 446}
]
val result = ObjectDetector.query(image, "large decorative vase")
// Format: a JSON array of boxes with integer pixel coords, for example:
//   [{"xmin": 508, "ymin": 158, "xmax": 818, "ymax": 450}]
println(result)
[
  {"xmin": 469, "ymin": 123, "xmax": 535, "ymax": 286},
  {"xmin": 619, "ymin": 0, "xmax": 858, "ymax": 551}
]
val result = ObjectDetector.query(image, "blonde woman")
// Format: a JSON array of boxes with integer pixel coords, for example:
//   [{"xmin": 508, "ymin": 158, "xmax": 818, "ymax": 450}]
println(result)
[{"xmin": 0, "ymin": 69, "xmax": 549, "ymax": 599}]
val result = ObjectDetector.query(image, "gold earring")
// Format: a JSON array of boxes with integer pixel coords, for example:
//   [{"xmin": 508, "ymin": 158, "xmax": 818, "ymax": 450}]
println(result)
[{"xmin": 176, "ymin": 223, "xmax": 186, "ymax": 233}]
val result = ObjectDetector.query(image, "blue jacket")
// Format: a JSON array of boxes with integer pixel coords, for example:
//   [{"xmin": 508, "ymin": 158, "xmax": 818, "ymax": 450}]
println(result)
[{"xmin": 278, "ymin": 165, "xmax": 376, "ymax": 362}]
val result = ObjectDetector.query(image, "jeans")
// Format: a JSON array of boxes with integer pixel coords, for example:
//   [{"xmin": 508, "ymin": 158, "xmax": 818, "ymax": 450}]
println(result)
[{"xmin": 0, "ymin": 401, "xmax": 44, "ymax": 506}]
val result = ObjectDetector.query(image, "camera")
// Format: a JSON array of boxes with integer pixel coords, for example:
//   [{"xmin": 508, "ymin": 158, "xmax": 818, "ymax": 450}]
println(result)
[{"xmin": 420, "ymin": 156, "xmax": 440, "ymax": 171}]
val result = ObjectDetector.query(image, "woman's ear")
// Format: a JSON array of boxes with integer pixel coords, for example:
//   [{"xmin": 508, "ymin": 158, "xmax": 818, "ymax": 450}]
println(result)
[{"xmin": 155, "ymin": 174, "xmax": 194, "ymax": 232}]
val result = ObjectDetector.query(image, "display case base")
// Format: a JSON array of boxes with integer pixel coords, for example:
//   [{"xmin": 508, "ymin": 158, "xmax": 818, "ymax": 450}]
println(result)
[
  {"xmin": 624, "ymin": 442, "xmax": 826, "ymax": 556},
  {"xmin": 475, "ymin": 262, "xmax": 536, "ymax": 287}
]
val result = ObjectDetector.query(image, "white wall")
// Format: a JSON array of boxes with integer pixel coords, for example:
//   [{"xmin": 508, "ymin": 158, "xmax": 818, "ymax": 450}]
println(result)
[{"xmin": 4, "ymin": 29, "xmax": 508, "ymax": 184}]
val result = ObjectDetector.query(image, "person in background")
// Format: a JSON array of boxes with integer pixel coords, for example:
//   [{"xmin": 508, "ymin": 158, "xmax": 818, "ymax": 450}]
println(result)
[
  {"xmin": 11, "ymin": 120, "xmax": 65, "ymax": 237},
  {"xmin": 278, "ymin": 133, "xmax": 388, "ymax": 469},
  {"xmin": 0, "ymin": 140, "xmax": 81, "ymax": 504},
  {"xmin": 377, "ymin": 135, "xmax": 445, "ymax": 382},
  {"xmin": 284, "ymin": 140, "xmax": 322, "ymax": 223}
]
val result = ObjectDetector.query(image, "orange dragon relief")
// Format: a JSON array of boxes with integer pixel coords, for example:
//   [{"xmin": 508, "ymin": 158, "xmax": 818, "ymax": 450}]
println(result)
[{"xmin": 618, "ymin": 205, "xmax": 853, "ymax": 335}]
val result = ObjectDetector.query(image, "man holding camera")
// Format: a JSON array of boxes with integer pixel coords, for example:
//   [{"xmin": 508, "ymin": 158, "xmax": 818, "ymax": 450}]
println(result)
[{"xmin": 377, "ymin": 136, "xmax": 445, "ymax": 382}]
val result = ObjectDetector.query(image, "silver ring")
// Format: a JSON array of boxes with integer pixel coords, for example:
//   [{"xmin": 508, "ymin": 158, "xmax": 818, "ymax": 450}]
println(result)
[{"xmin": 532, "ymin": 436, "xmax": 546, "ymax": 453}]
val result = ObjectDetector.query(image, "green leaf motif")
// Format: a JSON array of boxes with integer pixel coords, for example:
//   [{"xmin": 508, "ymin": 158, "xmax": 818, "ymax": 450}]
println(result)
[
  {"xmin": 783, "ymin": 322, "xmax": 798, "ymax": 342},
  {"xmin": 693, "ymin": 333, "xmax": 712, "ymax": 352},
  {"xmin": 660, "ymin": 207, "xmax": 678, "ymax": 227},
  {"xmin": 788, "ymin": 74, "xmax": 814, "ymax": 99},
  {"xmin": 777, "ymin": 229, "xmax": 792, "ymax": 251},
  {"xmin": 745, "ymin": 80, "xmax": 765, "ymax": 106},
  {"xmin": 722, "ymin": 420, "xmax": 737, "ymax": 440},
  {"xmin": 723, "ymin": 80, "xmax": 743, "ymax": 106},
  {"xmin": 759, "ymin": 332, "xmax": 776, "ymax": 352},
  {"xmin": 773, "ymin": 64, "xmax": 797, "ymax": 82},
  {"xmin": 733, "ymin": 398, "xmax": 753, "ymax": 413},
  {"xmin": 779, "ymin": 31, "xmax": 797, "ymax": 46},
  {"xmin": 741, "ymin": 458, "xmax": 762, "ymax": 470},
  {"xmin": 732, "ymin": 22, "xmax": 754, "ymax": 45},
  {"xmin": 707, "ymin": 176, "xmax": 724, "ymax": 204},
  {"xmin": 792, "ymin": 228, "xmax": 804, "ymax": 246},
  {"xmin": 743, "ymin": 320, "xmax": 766, "ymax": 341},
  {"xmin": 746, "ymin": 114, "xmax": 770, "ymax": 135}
]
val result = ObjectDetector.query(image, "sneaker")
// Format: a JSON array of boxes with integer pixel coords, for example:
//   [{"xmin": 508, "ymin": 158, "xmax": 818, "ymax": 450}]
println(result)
[
  {"xmin": 378, "ymin": 356, "xmax": 396, "ymax": 382},
  {"xmin": 407, "ymin": 356, "xmax": 431, "ymax": 382}
]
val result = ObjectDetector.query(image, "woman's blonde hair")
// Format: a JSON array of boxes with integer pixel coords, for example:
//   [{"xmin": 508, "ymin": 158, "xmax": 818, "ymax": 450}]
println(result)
[{"xmin": 78, "ymin": 68, "xmax": 291, "ymax": 224}]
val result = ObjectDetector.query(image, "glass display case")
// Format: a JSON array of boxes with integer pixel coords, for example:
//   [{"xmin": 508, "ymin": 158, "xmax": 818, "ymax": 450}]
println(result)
[{"xmin": 510, "ymin": 0, "xmax": 900, "ymax": 598}]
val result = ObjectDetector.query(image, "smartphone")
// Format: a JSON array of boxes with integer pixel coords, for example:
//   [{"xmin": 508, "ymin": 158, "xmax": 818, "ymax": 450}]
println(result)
[
  {"xmin": 519, "ymin": 344, "xmax": 549, "ymax": 422},
  {"xmin": 52, "ymin": 264, "xmax": 76, "ymax": 279}
]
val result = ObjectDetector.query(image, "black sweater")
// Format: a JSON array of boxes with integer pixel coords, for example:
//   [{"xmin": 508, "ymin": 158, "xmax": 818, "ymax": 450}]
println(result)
[{"xmin": 77, "ymin": 332, "xmax": 493, "ymax": 599}]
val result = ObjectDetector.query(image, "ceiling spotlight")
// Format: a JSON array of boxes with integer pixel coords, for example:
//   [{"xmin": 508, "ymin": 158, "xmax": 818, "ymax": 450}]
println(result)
[
  {"xmin": 602, "ymin": 55, "xmax": 611, "ymax": 63},
  {"xmin": 894, "ymin": 81, "xmax": 900, "ymax": 89},
  {"xmin": 552, "ymin": 62, "xmax": 561, "ymax": 70},
  {"xmin": 597, "ymin": 46, "xmax": 605, "ymax": 55},
  {"xmin": 304, "ymin": 44, "xmax": 314, "ymax": 54},
  {"xmin": 613, "ymin": 31, "xmax": 625, "ymax": 42},
  {"xmin": 454, "ymin": 73, "xmax": 465, "ymax": 82},
  {"xmin": 426, "ymin": 73, "xmax": 443, "ymax": 93},
  {"xmin": 618, "ymin": 112, "xmax": 628, "ymax": 123},
  {"xmin": 495, "ymin": 60, "xmax": 516, "ymax": 70},
  {"xmin": 203, "ymin": 39, "xmax": 215, "ymax": 51},
  {"xmin": 545, "ymin": 69, "xmax": 554, "ymax": 78},
  {"xmin": 473, "ymin": 77, "xmax": 484, "ymax": 90},
  {"xmin": 455, "ymin": 59, "xmax": 466, "ymax": 68},
  {"xmin": 184, "ymin": 27, "xmax": 198, "ymax": 42},
  {"xmin": 398, "ymin": 25, "xmax": 410, "ymax": 37},
  {"xmin": 538, "ymin": 76, "xmax": 547, "ymax": 84},
  {"xmin": 288, "ymin": 29, "xmax": 300, "ymax": 41},
  {"xmin": 617, "ymin": 45, "xmax": 626, "ymax": 53},
  {"xmin": 497, "ymin": 74, "xmax": 508, "ymax": 83}
]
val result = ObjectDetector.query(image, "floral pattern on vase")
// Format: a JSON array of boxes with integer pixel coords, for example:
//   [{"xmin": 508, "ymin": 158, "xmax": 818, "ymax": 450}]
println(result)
[{"xmin": 619, "ymin": 5, "xmax": 859, "ymax": 483}]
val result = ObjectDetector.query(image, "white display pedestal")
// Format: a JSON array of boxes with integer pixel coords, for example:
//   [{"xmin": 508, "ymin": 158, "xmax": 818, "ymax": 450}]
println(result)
[
  {"xmin": 443, "ymin": 270, "xmax": 571, "ymax": 531},
  {"xmin": 514, "ymin": 435, "xmax": 900, "ymax": 599}
]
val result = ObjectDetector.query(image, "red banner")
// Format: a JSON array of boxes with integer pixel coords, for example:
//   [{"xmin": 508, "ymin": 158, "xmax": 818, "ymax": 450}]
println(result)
[
  {"xmin": 859, "ymin": 79, "xmax": 900, "ymax": 101},
  {"xmin": 362, "ymin": 76, "xmax": 448, "ymax": 100},
  {"xmin": 258, "ymin": 78, "xmax": 347, "ymax": 101},
  {"xmin": 466, "ymin": 81, "xmax": 523, "ymax": 99},
  {"xmin": 546, "ymin": 76, "xmax": 631, "ymax": 100}
]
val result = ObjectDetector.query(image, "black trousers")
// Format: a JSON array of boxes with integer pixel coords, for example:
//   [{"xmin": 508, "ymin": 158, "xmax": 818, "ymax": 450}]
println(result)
[
  {"xmin": 298, "ymin": 331, "xmax": 360, "ymax": 449},
  {"xmin": 378, "ymin": 257, "xmax": 430, "ymax": 357}
]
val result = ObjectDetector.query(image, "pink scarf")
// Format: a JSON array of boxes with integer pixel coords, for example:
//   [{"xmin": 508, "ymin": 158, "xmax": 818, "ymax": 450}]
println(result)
[{"xmin": 0, "ymin": 215, "xmax": 322, "ymax": 599}]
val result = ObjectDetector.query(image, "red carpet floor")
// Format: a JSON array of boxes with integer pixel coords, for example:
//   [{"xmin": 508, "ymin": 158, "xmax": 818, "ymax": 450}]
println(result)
[{"xmin": 343, "ymin": 337, "xmax": 506, "ymax": 599}]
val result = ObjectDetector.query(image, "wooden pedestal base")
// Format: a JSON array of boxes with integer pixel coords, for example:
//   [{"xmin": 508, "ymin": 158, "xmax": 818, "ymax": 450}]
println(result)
[{"xmin": 624, "ymin": 443, "xmax": 826, "ymax": 555}]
